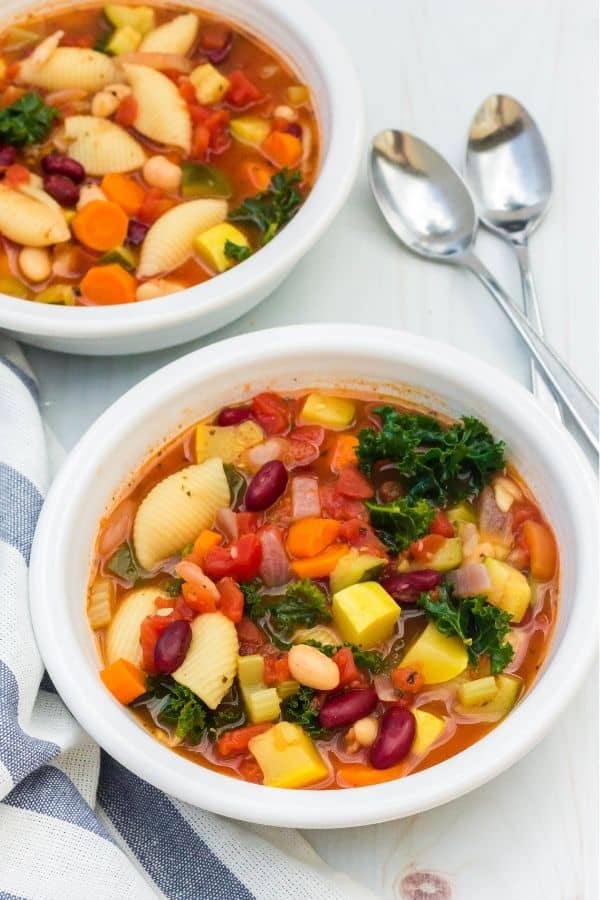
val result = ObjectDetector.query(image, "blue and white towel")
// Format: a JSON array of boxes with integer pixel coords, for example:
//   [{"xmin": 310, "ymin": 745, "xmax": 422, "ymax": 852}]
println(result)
[{"xmin": 0, "ymin": 338, "xmax": 376, "ymax": 900}]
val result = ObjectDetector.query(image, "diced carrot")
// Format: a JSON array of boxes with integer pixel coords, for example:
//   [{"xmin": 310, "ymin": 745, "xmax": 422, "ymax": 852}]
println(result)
[
  {"xmin": 261, "ymin": 130, "xmax": 302, "ymax": 168},
  {"xmin": 286, "ymin": 517, "xmax": 341, "ymax": 559},
  {"xmin": 429, "ymin": 509, "xmax": 454, "ymax": 538},
  {"xmin": 101, "ymin": 173, "xmax": 145, "ymax": 217},
  {"xmin": 217, "ymin": 577, "xmax": 244, "ymax": 623},
  {"xmin": 182, "ymin": 580, "xmax": 218, "ymax": 614},
  {"xmin": 337, "ymin": 761, "xmax": 408, "ymax": 787},
  {"xmin": 335, "ymin": 466, "xmax": 374, "ymax": 500},
  {"xmin": 330, "ymin": 435, "xmax": 358, "ymax": 473},
  {"xmin": 192, "ymin": 529, "xmax": 223, "ymax": 562},
  {"xmin": 522, "ymin": 520, "xmax": 557, "ymax": 581},
  {"xmin": 263, "ymin": 654, "xmax": 291, "ymax": 685},
  {"xmin": 72, "ymin": 200, "xmax": 129, "ymax": 251},
  {"xmin": 290, "ymin": 543, "xmax": 349, "ymax": 579},
  {"xmin": 80, "ymin": 264, "xmax": 136, "ymax": 305},
  {"xmin": 200, "ymin": 23, "xmax": 231, "ymax": 51},
  {"xmin": 4, "ymin": 164, "xmax": 30, "ymax": 187},
  {"xmin": 216, "ymin": 723, "xmax": 272, "ymax": 757},
  {"xmin": 390, "ymin": 667, "xmax": 424, "ymax": 694},
  {"xmin": 192, "ymin": 123, "xmax": 210, "ymax": 159},
  {"xmin": 238, "ymin": 159, "xmax": 272, "ymax": 192},
  {"xmin": 100, "ymin": 659, "xmax": 146, "ymax": 705},
  {"xmin": 332, "ymin": 647, "xmax": 360, "ymax": 688},
  {"xmin": 137, "ymin": 188, "xmax": 177, "ymax": 225},
  {"xmin": 114, "ymin": 94, "xmax": 138, "ymax": 128}
]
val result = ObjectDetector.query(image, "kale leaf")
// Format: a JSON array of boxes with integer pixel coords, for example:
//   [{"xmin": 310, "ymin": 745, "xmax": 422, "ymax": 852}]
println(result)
[
  {"xmin": 224, "ymin": 463, "xmax": 247, "ymax": 509},
  {"xmin": 0, "ymin": 92, "xmax": 58, "ymax": 146},
  {"xmin": 240, "ymin": 580, "xmax": 264, "ymax": 622},
  {"xmin": 143, "ymin": 676, "xmax": 208, "ymax": 743},
  {"xmin": 106, "ymin": 542, "xmax": 141, "ymax": 584},
  {"xmin": 418, "ymin": 584, "xmax": 514, "ymax": 674},
  {"xmin": 357, "ymin": 407, "xmax": 505, "ymax": 505},
  {"xmin": 164, "ymin": 577, "xmax": 184, "ymax": 598},
  {"xmin": 224, "ymin": 240, "xmax": 252, "ymax": 262},
  {"xmin": 365, "ymin": 497, "xmax": 435, "ymax": 552},
  {"xmin": 229, "ymin": 168, "xmax": 303, "ymax": 244},
  {"xmin": 243, "ymin": 579, "xmax": 331, "ymax": 636},
  {"xmin": 303, "ymin": 640, "xmax": 386, "ymax": 674},
  {"xmin": 280, "ymin": 686, "xmax": 328, "ymax": 738}
]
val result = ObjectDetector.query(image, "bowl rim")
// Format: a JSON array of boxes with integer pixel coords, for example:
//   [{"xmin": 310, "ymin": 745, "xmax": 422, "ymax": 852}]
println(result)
[
  {"xmin": 30, "ymin": 324, "xmax": 598, "ymax": 828},
  {"xmin": 0, "ymin": 0, "xmax": 363, "ymax": 340}
]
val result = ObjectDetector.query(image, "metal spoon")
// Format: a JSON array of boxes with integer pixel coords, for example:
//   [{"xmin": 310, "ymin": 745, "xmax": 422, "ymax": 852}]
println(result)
[
  {"xmin": 465, "ymin": 94, "xmax": 560, "ymax": 419},
  {"xmin": 369, "ymin": 129, "xmax": 598, "ymax": 451}
]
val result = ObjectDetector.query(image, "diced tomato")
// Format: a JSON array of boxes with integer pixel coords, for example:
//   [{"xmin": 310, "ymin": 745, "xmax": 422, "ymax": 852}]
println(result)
[
  {"xmin": 203, "ymin": 533, "xmax": 262, "ymax": 581},
  {"xmin": 174, "ymin": 596, "xmax": 196, "ymax": 620},
  {"xmin": 408, "ymin": 533, "xmax": 445, "ymax": 562},
  {"xmin": 429, "ymin": 508, "xmax": 454, "ymax": 538},
  {"xmin": 335, "ymin": 466, "xmax": 375, "ymax": 500},
  {"xmin": 217, "ymin": 577, "xmax": 244, "ymax": 623},
  {"xmin": 178, "ymin": 78, "xmax": 197, "ymax": 104},
  {"xmin": 338, "ymin": 518, "xmax": 388, "ymax": 556},
  {"xmin": 182, "ymin": 581, "xmax": 218, "ymax": 614},
  {"xmin": 236, "ymin": 616, "xmax": 264, "ymax": 646},
  {"xmin": 263, "ymin": 654, "xmax": 291, "ymax": 685},
  {"xmin": 226, "ymin": 69, "xmax": 263, "ymax": 108},
  {"xmin": 320, "ymin": 485, "xmax": 368, "ymax": 522},
  {"xmin": 4, "ymin": 164, "xmax": 30, "ymax": 188},
  {"xmin": 251, "ymin": 392, "xmax": 289, "ymax": 435},
  {"xmin": 332, "ymin": 647, "xmax": 361, "ymax": 688},
  {"xmin": 61, "ymin": 33, "xmax": 95, "ymax": 47},
  {"xmin": 192, "ymin": 123, "xmax": 210, "ymax": 158},
  {"xmin": 205, "ymin": 109, "xmax": 231, "ymax": 153},
  {"xmin": 200, "ymin": 23, "xmax": 232, "ymax": 51},
  {"xmin": 239, "ymin": 757, "xmax": 264, "ymax": 783},
  {"xmin": 289, "ymin": 425, "xmax": 325, "ymax": 446},
  {"xmin": 216, "ymin": 723, "xmax": 271, "ymax": 757},
  {"xmin": 511, "ymin": 500, "xmax": 541, "ymax": 528},
  {"xmin": 391, "ymin": 667, "xmax": 424, "ymax": 694},
  {"xmin": 236, "ymin": 512, "xmax": 260, "ymax": 534},
  {"xmin": 284, "ymin": 438, "xmax": 320, "ymax": 468},
  {"xmin": 137, "ymin": 188, "xmax": 177, "ymax": 225},
  {"xmin": 114, "ymin": 95, "xmax": 138, "ymax": 128}
]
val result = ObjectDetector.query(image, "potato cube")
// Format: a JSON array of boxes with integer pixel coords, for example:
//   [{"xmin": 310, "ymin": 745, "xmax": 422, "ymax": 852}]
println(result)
[
  {"xmin": 248, "ymin": 722, "xmax": 328, "ymax": 788},
  {"xmin": 411, "ymin": 709, "xmax": 445, "ymax": 756},
  {"xmin": 332, "ymin": 582, "xmax": 400, "ymax": 647},
  {"xmin": 230, "ymin": 116, "xmax": 271, "ymax": 148},
  {"xmin": 301, "ymin": 393, "xmax": 356, "ymax": 429},
  {"xmin": 483, "ymin": 557, "xmax": 531, "ymax": 623},
  {"xmin": 194, "ymin": 223, "xmax": 250, "ymax": 274},
  {"xmin": 401, "ymin": 622, "xmax": 468, "ymax": 684},
  {"xmin": 190, "ymin": 63, "xmax": 230, "ymax": 105}
]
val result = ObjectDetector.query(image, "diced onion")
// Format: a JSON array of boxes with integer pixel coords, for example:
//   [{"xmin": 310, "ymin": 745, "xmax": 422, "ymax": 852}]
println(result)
[{"xmin": 291, "ymin": 476, "xmax": 321, "ymax": 520}]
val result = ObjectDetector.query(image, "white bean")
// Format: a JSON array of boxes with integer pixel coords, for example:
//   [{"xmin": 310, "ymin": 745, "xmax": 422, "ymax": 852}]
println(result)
[
  {"xmin": 273, "ymin": 104, "xmax": 298, "ymax": 122},
  {"xmin": 288, "ymin": 644, "xmax": 340, "ymax": 691},
  {"xmin": 18, "ymin": 247, "xmax": 52, "ymax": 283},
  {"xmin": 91, "ymin": 90, "xmax": 120, "ymax": 118},
  {"xmin": 143, "ymin": 155, "xmax": 182, "ymax": 193}
]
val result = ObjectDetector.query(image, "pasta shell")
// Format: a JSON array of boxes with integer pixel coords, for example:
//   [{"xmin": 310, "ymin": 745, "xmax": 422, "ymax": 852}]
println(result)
[
  {"xmin": 88, "ymin": 576, "xmax": 115, "ymax": 630},
  {"xmin": 139, "ymin": 13, "xmax": 199, "ymax": 55},
  {"xmin": 133, "ymin": 458, "xmax": 230, "ymax": 570},
  {"xmin": 172, "ymin": 613, "xmax": 238, "ymax": 710},
  {"xmin": 0, "ymin": 185, "xmax": 70, "ymax": 247},
  {"xmin": 16, "ymin": 30, "xmax": 63, "ymax": 79},
  {"xmin": 105, "ymin": 586, "xmax": 167, "ymax": 666},
  {"xmin": 122, "ymin": 63, "xmax": 191, "ymax": 153},
  {"xmin": 64, "ymin": 115, "xmax": 146, "ymax": 175},
  {"xmin": 18, "ymin": 45, "xmax": 120, "ymax": 93},
  {"xmin": 138, "ymin": 198, "xmax": 227, "ymax": 277}
]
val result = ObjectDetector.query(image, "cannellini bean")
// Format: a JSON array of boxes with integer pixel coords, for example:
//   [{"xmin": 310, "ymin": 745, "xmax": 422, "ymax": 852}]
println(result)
[
  {"xmin": 143, "ymin": 155, "xmax": 182, "ymax": 193},
  {"xmin": 288, "ymin": 644, "xmax": 340, "ymax": 691},
  {"xmin": 493, "ymin": 476, "xmax": 523, "ymax": 512},
  {"xmin": 135, "ymin": 279, "xmax": 184, "ymax": 301},
  {"xmin": 77, "ymin": 183, "xmax": 107, "ymax": 209},
  {"xmin": 353, "ymin": 716, "xmax": 379, "ymax": 748},
  {"xmin": 18, "ymin": 247, "xmax": 52, "ymax": 283},
  {"xmin": 273, "ymin": 104, "xmax": 298, "ymax": 122},
  {"xmin": 91, "ymin": 90, "xmax": 121, "ymax": 118}
]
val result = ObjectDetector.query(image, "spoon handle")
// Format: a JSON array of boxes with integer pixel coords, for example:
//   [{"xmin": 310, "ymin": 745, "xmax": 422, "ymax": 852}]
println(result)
[
  {"xmin": 463, "ymin": 251, "xmax": 598, "ymax": 452},
  {"xmin": 512, "ymin": 237, "xmax": 563, "ymax": 422}
]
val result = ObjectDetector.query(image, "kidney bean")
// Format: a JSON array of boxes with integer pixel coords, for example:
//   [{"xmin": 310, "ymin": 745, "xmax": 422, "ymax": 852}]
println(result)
[
  {"xmin": 245, "ymin": 460, "xmax": 288, "ymax": 511},
  {"xmin": 318, "ymin": 688, "xmax": 378, "ymax": 730},
  {"xmin": 286, "ymin": 122, "xmax": 303, "ymax": 139},
  {"xmin": 217, "ymin": 405, "xmax": 252, "ymax": 426},
  {"xmin": 154, "ymin": 620, "xmax": 192, "ymax": 674},
  {"xmin": 43, "ymin": 174, "xmax": 80, "ymax": 206},
  {"xmin": 41, "ymin": 153, "xmax": 85, "ymax": 183},
  {"xmin": 380, "ymin": 569, "xmax": 441, "ymax": 603},
  {"xmin": 0, "ymin": 145, "xmax": 17, "ymax": 167},
  {"xmin": 126, "ymin": 219, "xmax": 150, "ymax": 246},
  {"xmin": 370, "ymin": 706, "xmax": 416, "ymax": 769}
]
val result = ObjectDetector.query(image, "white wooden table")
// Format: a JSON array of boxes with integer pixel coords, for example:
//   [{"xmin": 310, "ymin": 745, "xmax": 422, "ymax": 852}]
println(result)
[{"xmin": 23, "ymin": 1, "xmax": 598, "ymax": 897}]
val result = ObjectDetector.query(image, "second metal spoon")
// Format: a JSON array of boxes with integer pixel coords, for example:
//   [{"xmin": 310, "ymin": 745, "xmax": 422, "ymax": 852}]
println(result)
[{"xmin": 369, "ymin": 129, "xmax": 597, "ymax": 451}]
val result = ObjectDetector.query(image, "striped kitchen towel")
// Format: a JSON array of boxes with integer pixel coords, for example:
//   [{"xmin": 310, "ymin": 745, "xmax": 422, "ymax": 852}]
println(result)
[{"xmin": 0, "ymin": 338, "xmax": 377, "ymax": 900}]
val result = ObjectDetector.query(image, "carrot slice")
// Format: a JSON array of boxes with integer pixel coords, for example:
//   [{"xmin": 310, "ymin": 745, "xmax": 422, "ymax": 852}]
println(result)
[
  {"xmin": 522, "ymin": 520, "xmax": 557, "ymax": 581},
  {"xmin": 216, "ymin": 723, "xmax": 272, "ymax": 758},
  {"xmin": 72, "ymin": 200, "xmax": 129, "ymax": 251},
  {"xmin": 191, "ymin": 529, "xmax": 223, "ymax": 563},
  {"xmin": 261, "ymin": 131, "xmax": 302, "ymax": 168},
  {"xmin": 101, "ymin": 173, "xmax": 145, "ymax": 217},
  {"xmin": 286, "ymin": 517, "xmax": 340, "ymax": 559},
  {"xmin": 80, "ymin": 264, "xmax": 136, "ymax": 305},
  {"xmin": 239, "ymin": 159, "xmax": 272, "ymax": 192},
  {"xmin": 330, "ymin": 435, "xmax": 358, "ymax": 473},
  {"xmin": 290, "ymin": 543, "xmax": 349, "ymax": 579},
  {"xmin": 100, "ymin": 658, "xmax": 146, "ymax": 705}
]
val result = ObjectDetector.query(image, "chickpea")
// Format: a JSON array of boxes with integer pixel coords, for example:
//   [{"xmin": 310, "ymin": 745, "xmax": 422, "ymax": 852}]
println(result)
[
  {"xmin": 143, "ymin": 155, "xmax": 182, "ymax": 193},
  {"xmin": 288, "ymin": 644, "xmax": 340, "ymax": 691},
  {"xmin": 91, "ymin": 90, "xmax": 120, "ymax": 118},
  {"xmin": 353, "ymin": 716, "xmax": 379, "ymax": 748},
  {"xmin": 18, "ymin": 247, "xmax": 52, "ymax": 283},
  {"xmin": 273, "ymin": 104, "xmax": 298, "ymax": 122}
]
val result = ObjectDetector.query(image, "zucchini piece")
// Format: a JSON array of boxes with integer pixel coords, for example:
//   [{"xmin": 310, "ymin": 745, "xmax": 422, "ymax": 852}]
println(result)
[
  {"xmin": 446, "ymin": 502, "xmax": 477, "ymax": 526},
  {"xmin": 181, "ymin": 163, "xmax": 232, "ymax": 199},
  {"xmin": 330, "ymin": 549, "xmax": 386, "ymax": 594},
  {"xmin": 99, "ymin": 245, "xmax": 136, "ymax": 272},
  {"xmin": 88, "ymin": 576, "xmax": 115, "ymax": 630},
  {"xmin": 194, "ymin": 223, "xmax": 250, "ymax": 274},
  {"xmin": 237, "ymin": 654, "xmax": 264, "ymax": 686},
  {"xmin": 230, "ymin": 115, "xmax": 270, "ymax": 148},
  {"xmin": 428, "ymin": 537, "xmax": 463, "ymax": 572},
  {"xmin": 276, "ymin": 680, "xmax": 300, "ymax": 700},
  {"xmin": 104, "ymin": 4, "xmax": 155, "ymax": 35},
  {"xmin": 35, "ymin": 284, "xmax": 75, "ymax": 305},
  {"xmin": 456, "ymin": 673, "xmax": 521, "ymax": 719},
  {"xmin": 243, "ymin": 685, "xmax": 281, "ymax": 723},
  {"xmin": 457, "ymin": 676, "xmax": 498, "ymax": 707},
  {"xmin": 0, "ymin": 275, "xmax": 29, "ymax": 299}
]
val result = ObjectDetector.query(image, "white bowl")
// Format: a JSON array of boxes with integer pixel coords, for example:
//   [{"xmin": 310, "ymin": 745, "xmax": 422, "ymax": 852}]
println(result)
[
  {"xmin": 0, "ymin": 0, "xmax": 362, "ymax": 355},
  {"xmin": 30, "ymin": 325, "xmax": 597, "ymax": 827}
]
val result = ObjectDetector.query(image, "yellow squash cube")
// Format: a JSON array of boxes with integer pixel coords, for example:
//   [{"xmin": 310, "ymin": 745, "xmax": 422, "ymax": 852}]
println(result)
[
  {"xmin": 411, "ymin": 709, "xmax": 445, "ymax": 756},
  {"xmin": 301, "ymin": 393, "xmax": 356, "ymax": 429},
  {"xmin": 401, "ymin": 622, "xmax": 468, "ymax": 684},
  {"xmin": 248, "ymin": 722, "xmax": 328, "ymax": 788},
  {"xmin": 483, "ymin": 558, "xmax": 531, "ymax": 623},
  {"xmin": 332, "ymin": 582, "xmax": 400, "ymax": 648},
  {"xmin": 190, "ymin": 63, "xmax": 230, "ymax": 105},
  {"xmin": 194, "ymin": 223, "xmax": 250, "ymax": 274},
  {"xmin": 230, "ymin": 116, "xmax": 271, "ymax": 148}
]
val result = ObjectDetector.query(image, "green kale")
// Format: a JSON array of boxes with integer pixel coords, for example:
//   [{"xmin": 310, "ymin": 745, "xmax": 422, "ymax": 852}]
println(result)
[
  {"xmin": 280, "ymin": 686, "xmax": 328, "ymax": 738},
  {"xmin": 107, "ymin": 542, "xmax": 141, "ymax": 584},
  {"xmin": 243, "ymin": 579, "xmax": 331, "ymax": 635},
  {"xmin": 144, "ymin": 676, "xmax": 208, "ymax": 743},
  {"xmin": 229, "ymin": 168, "xmax": 303, "ymax": 244},
  {"xmin": 357, "ymin": 407, "xmax": 505, "ymax": 505},
  {"xmin": 164, "ymin": 577, "xmax": 184, "ymax": 598},
  {"xmin": 418, "ymin": 584, "xmax": 514, "ymax": 675},
  {"xmin": 304, "ymin": 640, "xmax": 386, "ymax": 674},
  {"xmin": 0, "ymin": 92, "xmax": 58, "ymax": 146},
  {"xmin": 365, "ymin": 497, "xmax": 435, "ymax": 552},
  {"xmin": 224, "ymin": 463, "xmax": 247, "ymax": 509},
  {"xmin": 240, "ymin": 580, "xmax": 264, "ymax": 622},
  {"xmin": 224, "ymin": 240, "xmax": 252, "ymax": 262}
]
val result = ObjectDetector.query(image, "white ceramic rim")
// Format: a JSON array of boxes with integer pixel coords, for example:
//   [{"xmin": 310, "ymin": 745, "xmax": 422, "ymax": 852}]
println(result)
[
  {"xmin": 30, "ymin": 325, "xmax": 598, "ymax": 828},
  {"xmin": 0, "ymin": 0, "xmax": 363, "ymax": 341}
]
